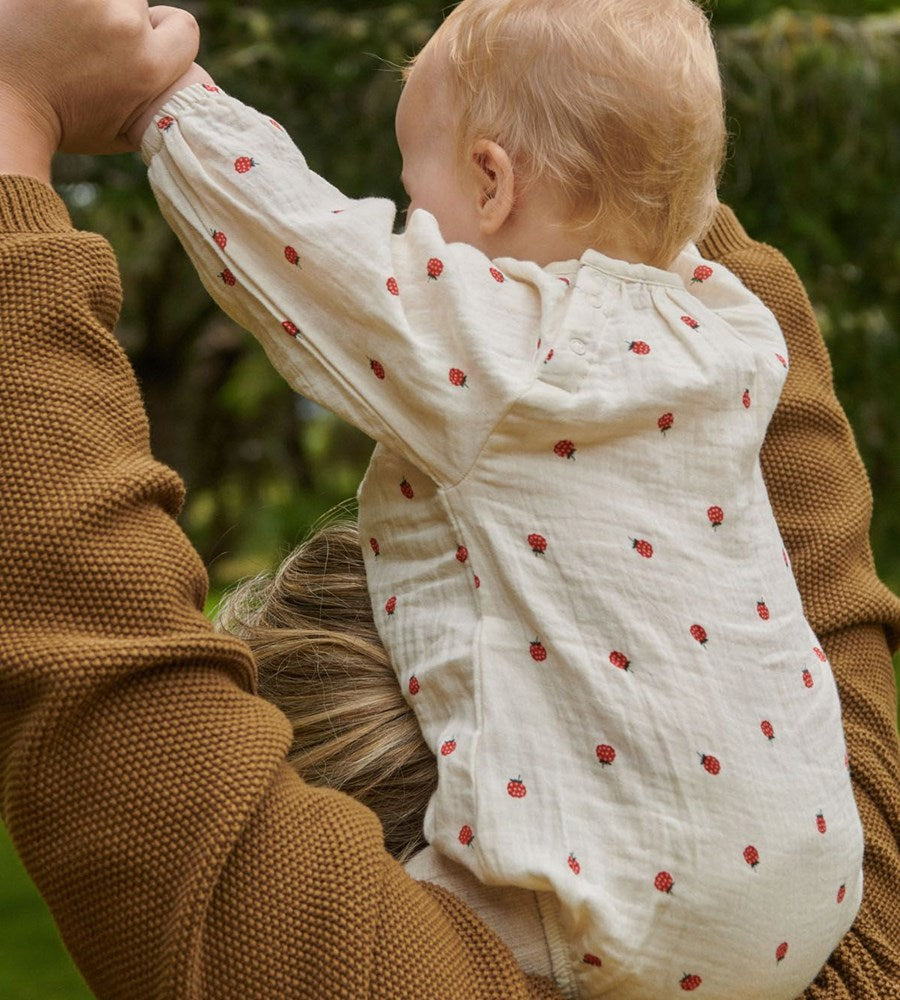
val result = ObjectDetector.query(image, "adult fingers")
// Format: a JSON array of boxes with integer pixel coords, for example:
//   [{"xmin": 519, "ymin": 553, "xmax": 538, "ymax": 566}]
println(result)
[
  {"xmin": 148, "ymin": 4, "xmax": 190, "ymax": 28},
  {"xmin": 143, "ymin": 6, "xmax": 201, "ymax": 94},
  {"xmin": 55, "ymin": 5, "xmax": 198, "ymax": 154}
]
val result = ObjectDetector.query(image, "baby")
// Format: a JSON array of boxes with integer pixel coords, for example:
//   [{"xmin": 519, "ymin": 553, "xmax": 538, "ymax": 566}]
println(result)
[{"xmin": 141, "ymin": 1, "xmax": 863, "ymax": 996}]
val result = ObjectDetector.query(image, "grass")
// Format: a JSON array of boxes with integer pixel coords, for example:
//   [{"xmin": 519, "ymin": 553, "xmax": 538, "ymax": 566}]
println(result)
[{"xmin": 0, "ymin": 824, "xmax": 94, "ymax": 999}]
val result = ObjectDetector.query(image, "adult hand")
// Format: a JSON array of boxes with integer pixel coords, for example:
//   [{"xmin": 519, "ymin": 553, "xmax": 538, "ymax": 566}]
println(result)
[{"xmin": 0, "ymin": 1, "xmax": 199, "ymax": 178}]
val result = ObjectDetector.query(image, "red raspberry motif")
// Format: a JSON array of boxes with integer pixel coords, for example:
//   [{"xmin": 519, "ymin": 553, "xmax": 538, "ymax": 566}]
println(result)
[
  {"xmin": 282, "ymin": 320, "xmax": 300, "ymax": 338},
  {"xmin": 268, "ymin": 117, "xmax": 282, "ymax": 129},
  {"xmin": 681, "ymin": 315, "xmax": 700, "ymax": 330},
  {"xmin": 558, "ymin": 276, "xmax": 570, "ymax": 285},
  {"xmin": 384, "ymin": 595, "xmax": 397, "ymax": 616},
  {"xmin": 776, "ymin": 942, "xmax": 789, "ymax": 964},
  {"xmin": 370, "ymin": 358, "xmax": 386, "ymax": 380},
  {"xmin": 813, "ymin": 646, "xmax": 827, "ymax": 662},
  {"xmin": 440, "ymin": 739, "xmax": 457, "ymax": 757},
  {"xmin": 449, "ymin": 367, "xmax": 468, "ymax": 387},
  {"xmin": 528, "ymin": 533, "xmax": 548, "ymax": 555},
  {"xmin": 690, "ymin": 624, "xmax": 708, "ymax": 646},
  {"xmin": 680, "ymin": 973, "xmax": 703, "ymax": 991},
  {"xmin": 775, "ymin": 352, "xmax": 788, "ymax": 368},
  {"xmin": 816, "ymin": 811, "xmax": 827, "ymax": 834},
  {"xmin": 628, "ymin": 340, "xmax": 651, "ymax": 355},
  {"xmin": 211, "ymin": 229, "xmax": 228, "ymax": 250},
  {"xmin": 408, "ymin": 674, "xmax": 420, "ymax": 696},
  {"xmin": 707, "ymin": 505, "xmax": 724, "ymax": 529},
  {"xmin": 489, "ymin": 266, "xmax": 505, "ymax": 283},
  {"xmin": 609, "ymin": 650, "xmax": 631, "ymax": 671},
  {"xmin": 742, "ymin": 388, "xmax": 752, "ymax": 409},
  {"xmin": 400, "ymin": 478, "xmax": 414, "ymax": 500},
  {"xmin": 699, "ymin": 753, "xmax": 721, "ymax": 775},
  {"xmin": 219, "ymin": 268, "xmax": 236, "ymax": 286},
  {"xmin": 554, "ymin": 439, "xmax": 576, "ymax": 460},
  {"xmin": 284, "ymin": 245, "xmax": 301, "ymax": 266},
  {"xmin": 157, "ymin": 115, "xmax": 175, "ymax": 131},
  {"xmin": 369, "ymin": 537, "xmax": 380, "ymax": 557},
  {"xmin": 203, "ymin": 84, "xmax": 221, "ymax": 93},
  {"xmin": 456, "ymin": 545, "xmax": 468, "ymax": 563},
  {"xmin": 473, "ymin": 574, "xmax": 480, "ymax": 589},
  {"xmin": 595, "ymin": 744, "xmax": 616, "ymax": 766},
  {"xmin": 743, "ymin": 845, "xmax": 760, "ymax": 868},
  {"xmin": 544, "ymin": 349, "xmax": 554, "ymax": 363},
  {"xmin": 567, "ymin": 852, "xmax": 581, "ymax": 875},
  {"xmin": 658, "ymin": 412, "xmax": 674, "ymax": 434},
  {"xmin": 426, "ymin": 257, "xmax": 444, "ymax": 280},
  {"xmin": 582, "ymin": 954, "xmax": 603, "ymax": 968},
  {"xmin": 692, "ymin": 264, "xmax": 713, "ymax": 283},
  {"xmin": 234, "ymin": 156, "xmax": 256, "ymax": 174},
  {"xmin": 386, "ymin": 276, "xmax": 399, "ymax": 296},
  {"xmin": 507, "ymin": 777, "xmax": 527, "ymax": 798},
  {"xmin": 530, "ymin": 638, "xmax": 547, "ymax": 662},
  {"xmin": 654, "ymin": 871, "xmax": 674, "ymax": 894},
  {"xmin": 802, "ymin": 668, "xmax": 814, "ymax": 689},
  {"xmin": 631, "ymin": 538, "xmax": 653, "ymax": 559},
  {"xmin": 458, "ymin": 824, "xmax": 474, "ymax": 847},
  {"xmin": 837, "ymin": 883, "xmax": 846, "ymax": 904},
  {"xmin": 760, "ymin": 719, "xmax": 775, "ymax": 741},
  {"xmin": 757, "ymin": 599, "xmax": 770, "ymax": 621}
]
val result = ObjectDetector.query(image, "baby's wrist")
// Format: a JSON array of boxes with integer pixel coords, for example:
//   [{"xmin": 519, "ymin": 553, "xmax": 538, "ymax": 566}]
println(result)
[{"xmin": 123, "ymin": 63, "xmax": 217, "ymax": 150}]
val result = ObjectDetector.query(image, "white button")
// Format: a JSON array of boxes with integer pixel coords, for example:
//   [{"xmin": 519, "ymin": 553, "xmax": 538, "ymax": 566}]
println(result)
[{"xmin": 569, "ymin": 338, "xmax": 586, "ymax": 355}]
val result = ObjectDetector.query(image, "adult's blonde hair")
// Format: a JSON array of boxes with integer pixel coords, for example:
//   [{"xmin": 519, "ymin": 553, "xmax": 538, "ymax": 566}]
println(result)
[
  {"xmin": 430, "ymin": 0, "xmax": 726, "ymax": 266},
  {"xmin": 216, "ymin": 518, "xmax": 435, "ymax": 862}
]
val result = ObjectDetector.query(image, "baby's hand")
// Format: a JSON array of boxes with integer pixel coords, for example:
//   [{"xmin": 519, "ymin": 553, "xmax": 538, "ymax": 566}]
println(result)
[{"xmin": 0, "ymin": 0, "xmax": 200, "ymax": 156}]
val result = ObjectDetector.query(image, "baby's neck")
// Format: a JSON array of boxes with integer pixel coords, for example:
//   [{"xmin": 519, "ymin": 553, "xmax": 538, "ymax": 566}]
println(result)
[
  {"xmin": 498, "ymin": 228, "xmax": 647, "ymax": 270},
  {"xmin": 489, "ymin": 192, "xmax": 646, "ymax": 269}
]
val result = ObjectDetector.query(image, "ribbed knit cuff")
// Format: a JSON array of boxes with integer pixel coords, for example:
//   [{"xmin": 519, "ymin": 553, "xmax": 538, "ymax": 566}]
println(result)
[
  {"xmin": 0, "ymin": 176, "xmax": 72, "ymax": 234},
  {"xmin": 697, "ymin": 203, "xmax": 752, "ymax": 260}
]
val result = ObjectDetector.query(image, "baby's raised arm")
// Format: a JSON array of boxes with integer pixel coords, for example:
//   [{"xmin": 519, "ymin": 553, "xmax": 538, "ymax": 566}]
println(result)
[{"xmin": 141, "ymin": 86, "xmax": 552, "ymax": 485}]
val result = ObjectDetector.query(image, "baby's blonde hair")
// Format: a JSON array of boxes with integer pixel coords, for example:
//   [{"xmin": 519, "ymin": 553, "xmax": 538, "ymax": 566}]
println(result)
[
  {"xmin": 216, "ymin": 519, "xmax": 435, "ymax": 862},
  {"xmin": 430, "ymin": 0, "xmax": 726, "ymax": 266}
]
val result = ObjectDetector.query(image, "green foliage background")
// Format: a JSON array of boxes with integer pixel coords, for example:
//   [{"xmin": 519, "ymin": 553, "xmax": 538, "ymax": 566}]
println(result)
[{"xmin": 2, "ymin": 2, "xmax": 898, "ymax": 996}]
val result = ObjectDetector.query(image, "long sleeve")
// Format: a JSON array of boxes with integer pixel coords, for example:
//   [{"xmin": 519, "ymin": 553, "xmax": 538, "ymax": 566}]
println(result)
[
  {"xmin": 142, "ymin": 86, "xmax": 549, "ymax": 486},
  {"xmin": 0, "ymin": 175, "xmax": 561, "ymax": 1000},
  {"xmin": 699, "ymin": 205, "xmax": 900, "ymax": 1000}
]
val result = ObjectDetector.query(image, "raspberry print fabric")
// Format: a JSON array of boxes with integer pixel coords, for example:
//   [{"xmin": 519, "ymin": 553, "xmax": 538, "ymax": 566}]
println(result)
[{"xmin": 143, "ymin": 87, "xmax": 864, "ymax": 1000}]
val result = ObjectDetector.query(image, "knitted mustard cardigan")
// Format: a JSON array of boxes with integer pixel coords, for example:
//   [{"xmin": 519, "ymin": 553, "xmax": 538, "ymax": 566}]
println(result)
[{"xmin": 0, "ymin": 175, "xmax": 898, "ymax": 1000}]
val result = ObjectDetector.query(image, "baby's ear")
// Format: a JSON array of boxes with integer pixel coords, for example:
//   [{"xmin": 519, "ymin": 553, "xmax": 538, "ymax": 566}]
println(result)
[{"xmin": 471, "ymin": 139, "xmax": 514, "ymax": 235}]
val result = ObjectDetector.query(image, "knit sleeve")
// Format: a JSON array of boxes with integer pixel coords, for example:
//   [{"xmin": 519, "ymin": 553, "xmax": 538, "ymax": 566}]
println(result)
[
  {"xmin": 699, "ymin": 205, "xmax": 900, "ymax": 1000},
  {"xmin": 142, "ymin": 85, "xmax": 542, "ymax": 485},
  {"xmin": 0, "ymin": 175, "xmax": 560, "ymax": 1000}
]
